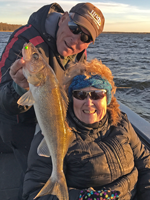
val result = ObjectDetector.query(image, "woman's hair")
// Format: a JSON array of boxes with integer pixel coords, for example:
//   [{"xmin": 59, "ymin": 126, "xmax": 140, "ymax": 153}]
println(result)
[{"xmin": 63, "ymin": 59, "xmax": 121, "ymax": 126}]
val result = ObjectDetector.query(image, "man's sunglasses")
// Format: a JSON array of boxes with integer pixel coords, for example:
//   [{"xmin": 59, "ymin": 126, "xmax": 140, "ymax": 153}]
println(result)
[
  {"xmin": 68, "ymin": 16, "xmax": 92, "ymax": 43},
  {"xmin": 72, "ymin": 90, "xmax": 106, "ymax": 100}
]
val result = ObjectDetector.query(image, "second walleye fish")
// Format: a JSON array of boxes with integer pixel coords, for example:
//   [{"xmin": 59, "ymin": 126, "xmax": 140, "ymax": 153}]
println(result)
[{"xmin": 17, "ymin": 42, "xmax": 74, "ymax": 200}]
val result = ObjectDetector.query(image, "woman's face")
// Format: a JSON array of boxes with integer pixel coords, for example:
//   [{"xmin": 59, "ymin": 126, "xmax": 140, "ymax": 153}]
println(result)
[{"xmin": 73, "ymin": 87, "xmax": 107, "ymax": 124}]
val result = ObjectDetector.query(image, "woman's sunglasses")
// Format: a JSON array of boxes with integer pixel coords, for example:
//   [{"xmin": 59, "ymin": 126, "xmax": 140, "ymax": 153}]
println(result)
[
  {"xmin": 68, "ymin": 16, "xmax": 92, "ymax": 43},
  {"xmin": 72, "ymin": 90, "xmax": 106, "ymax": 100}
]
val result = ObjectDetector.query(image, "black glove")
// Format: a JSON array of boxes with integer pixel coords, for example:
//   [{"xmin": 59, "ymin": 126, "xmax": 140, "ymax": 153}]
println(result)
[{"xmin": 79, "ymin": 188, "xmax": 120, "ymax": 200}]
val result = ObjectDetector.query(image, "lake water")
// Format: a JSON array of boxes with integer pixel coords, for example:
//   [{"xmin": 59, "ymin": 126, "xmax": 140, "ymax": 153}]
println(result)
[{"xmin": 0, "ymin": 32, "xmax": 150, "ymax": 123}]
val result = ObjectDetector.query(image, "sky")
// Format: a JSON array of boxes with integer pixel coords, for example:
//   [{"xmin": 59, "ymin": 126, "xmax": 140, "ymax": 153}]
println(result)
[{"xmin": 0, "ymin": 0, "xmax": 150, "ymax": 32}]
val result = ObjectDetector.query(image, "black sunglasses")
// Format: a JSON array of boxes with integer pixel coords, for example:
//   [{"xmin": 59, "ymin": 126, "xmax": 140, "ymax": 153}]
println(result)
[
  {"xmin": 72, "ymin": 90, "xmax": 106, "ymax": 100},
  {"xmin": 68, "ymin": 16, "xmax": 92, "ymax": 43}
]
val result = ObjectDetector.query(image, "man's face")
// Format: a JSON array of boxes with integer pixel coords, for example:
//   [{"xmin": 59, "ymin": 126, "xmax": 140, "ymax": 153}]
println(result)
[{"xmin": 56, "ymin": 12, "xmax": 92, "ymax": 57}]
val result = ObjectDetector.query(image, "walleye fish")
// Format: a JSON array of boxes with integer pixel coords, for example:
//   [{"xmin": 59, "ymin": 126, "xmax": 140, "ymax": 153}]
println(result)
[{"xmin": 17, "ymin": 42, "xmax": 73, "ymax": 200}]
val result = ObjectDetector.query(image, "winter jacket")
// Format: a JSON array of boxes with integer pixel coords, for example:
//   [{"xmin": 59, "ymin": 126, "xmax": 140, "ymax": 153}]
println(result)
[
  {"xmin": 22, "ymin": 107, "xmax": 150, "ymax": 200},
  {"xmin": 0, "ymin": 3, "xmax": 86, "ymax": 169}
]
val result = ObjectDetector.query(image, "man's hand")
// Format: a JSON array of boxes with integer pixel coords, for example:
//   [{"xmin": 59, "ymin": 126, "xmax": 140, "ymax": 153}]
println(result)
[{"xmin": 9, "ymin": 59, "xmax": 29, "ymax": 90}]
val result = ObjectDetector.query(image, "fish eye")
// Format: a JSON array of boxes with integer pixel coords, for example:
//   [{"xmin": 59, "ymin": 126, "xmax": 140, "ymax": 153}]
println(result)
[{"xmin": 32, "ymin": 53, "xmax": 39, "ymax": 60}]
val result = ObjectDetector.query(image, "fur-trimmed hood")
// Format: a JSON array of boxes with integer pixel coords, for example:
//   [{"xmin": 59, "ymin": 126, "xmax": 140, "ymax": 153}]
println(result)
[{"xmin": 63, "ymin": 59, "xmax": 121, "ymax": 126}]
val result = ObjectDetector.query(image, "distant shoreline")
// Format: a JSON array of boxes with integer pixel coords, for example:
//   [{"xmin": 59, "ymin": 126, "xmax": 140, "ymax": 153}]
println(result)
[
  {"xmin": 0, "ymin": 22, "xmax": 150, "ymax": 34},
  {"xmin": 0, "ymin": 31, "xmax": 13, "ymax": 32}
]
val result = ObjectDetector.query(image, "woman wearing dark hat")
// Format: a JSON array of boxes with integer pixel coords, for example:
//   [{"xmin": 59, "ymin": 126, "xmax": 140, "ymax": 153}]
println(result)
[{"xmin": 23, "ymin": 59, "xmax": 150, "ymax": 200}]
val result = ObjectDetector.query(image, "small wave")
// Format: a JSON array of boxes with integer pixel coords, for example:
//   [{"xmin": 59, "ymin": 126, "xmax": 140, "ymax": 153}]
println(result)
[
  {"xmin": 115, "ymin": 78, "xmax": 150, "ymax": 89},
  {"xmin": 129, "ymin": 45, "xmax": 138, "ymax": 48}
]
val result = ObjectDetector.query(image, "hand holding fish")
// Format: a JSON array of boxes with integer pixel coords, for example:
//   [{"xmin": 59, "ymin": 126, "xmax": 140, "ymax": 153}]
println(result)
[{"xmin": 9, "ymin": 58, "xmax": 29, "ymax": 90}]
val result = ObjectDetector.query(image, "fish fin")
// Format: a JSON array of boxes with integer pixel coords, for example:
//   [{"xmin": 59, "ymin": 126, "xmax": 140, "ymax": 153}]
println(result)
[
  {"xmin": 17, "ymin": 90, "xmax": 35, "ymax": 106},
  {"xmin": 37, "ymin": 138, "xmax": 50, "ymax": 157},
  {"xmin": 34, "ymin": 172, "xmax": 69, "ymax": 200}
]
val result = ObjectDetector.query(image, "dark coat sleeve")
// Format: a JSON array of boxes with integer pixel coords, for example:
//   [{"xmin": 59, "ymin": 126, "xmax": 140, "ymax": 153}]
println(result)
[
  {"xmin": 0, "ymin": 26, "xmax": 32, "ymax": 115},
  {"xmin": 127, "ymin": 120, "xmax": 150, "ymax": 199},
  {"xmin": 22, "ymin": 132, "xmax": 81, "ymax": 200}
]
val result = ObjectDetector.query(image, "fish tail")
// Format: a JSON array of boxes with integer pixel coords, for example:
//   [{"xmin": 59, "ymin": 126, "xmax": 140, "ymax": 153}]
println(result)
[{"xmin": 34, "ymin": 172, "xmax": 69, "ymax": 200}]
